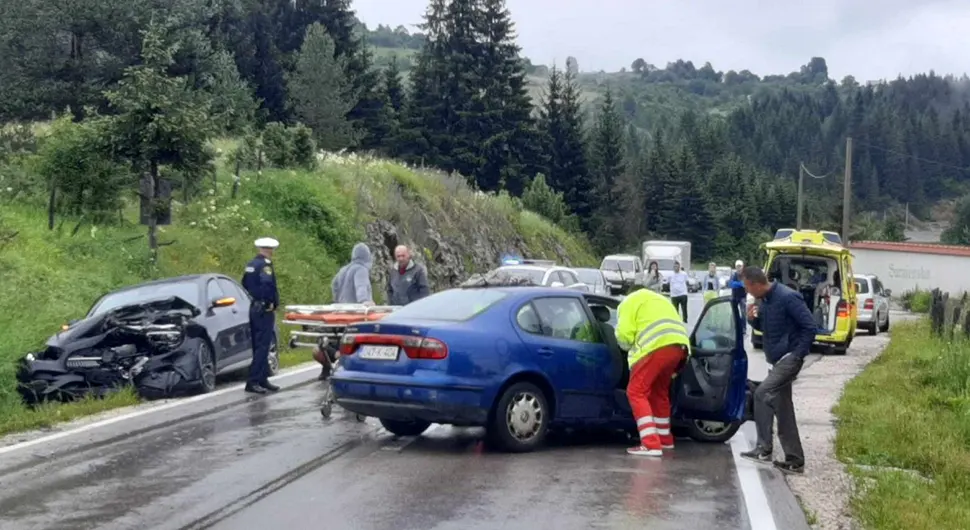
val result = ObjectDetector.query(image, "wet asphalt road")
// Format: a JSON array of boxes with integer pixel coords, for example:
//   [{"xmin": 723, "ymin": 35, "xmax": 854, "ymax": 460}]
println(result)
[{"xmin": 0, "ymin": 294, "xmax": 810, "ymax": 530}]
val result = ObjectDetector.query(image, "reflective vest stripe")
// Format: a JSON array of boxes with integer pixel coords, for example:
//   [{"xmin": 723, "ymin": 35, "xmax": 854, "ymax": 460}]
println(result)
[
  {"xmin": 628, "ymin": 322, "xmax": 690, "ymax": 366},
  {"xmin": 634, "ymin": 318, "xmax": 684, "ymax": 345}
]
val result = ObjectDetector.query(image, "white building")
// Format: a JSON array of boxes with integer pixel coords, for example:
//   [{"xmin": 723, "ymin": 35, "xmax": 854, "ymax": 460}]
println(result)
[{"xmin": 849, "ymin": 241, "xmax": 970, "ymax": 296}]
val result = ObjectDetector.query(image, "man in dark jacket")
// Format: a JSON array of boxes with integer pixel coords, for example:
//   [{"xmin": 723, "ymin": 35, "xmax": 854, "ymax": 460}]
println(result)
[
  {"xmin": 387, "ymin": 245, "xmax": 430, "ymax": 305},
  {"xmin": 728, "ymin": 259, "xmax": 747, "ymax": 334},
  {"xmin": 739, "ymin": 266, "xmax": 816, "ymax": 475}
]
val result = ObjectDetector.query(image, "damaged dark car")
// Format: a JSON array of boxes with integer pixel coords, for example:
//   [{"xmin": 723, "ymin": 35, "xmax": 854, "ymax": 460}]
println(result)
[{"xmin": 16, "ymin": 274, "xmax": 280, "ymax": 405}]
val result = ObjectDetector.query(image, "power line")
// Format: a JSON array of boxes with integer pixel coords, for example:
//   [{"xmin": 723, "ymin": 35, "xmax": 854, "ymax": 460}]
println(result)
[
  {"xmin": 799, "ymin": 163, "xmax": 833, "ymax": 179},
  {"xmin": 854, "ymin": 140, "xmax": 970, "ymax": 174}
]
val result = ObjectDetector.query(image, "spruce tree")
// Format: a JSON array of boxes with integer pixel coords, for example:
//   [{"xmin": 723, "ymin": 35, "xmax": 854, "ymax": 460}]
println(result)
[
  {"xmin": 538, "ymin": 66, "xmax": 592, "ymax": 220},
  {"xmin": 286, "ymin": 23, "xmax": 356, "ymax": 150},
  {"xmin": 473, "ymin": 0, "xmax": 539, "ymax": 194},
  {"xmin": 588, "ymin": 86, "xmax": 626, "ymax": 250}
]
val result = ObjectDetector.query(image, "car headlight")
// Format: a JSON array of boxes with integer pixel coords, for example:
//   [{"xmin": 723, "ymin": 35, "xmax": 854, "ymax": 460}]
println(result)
[{"xmin": 25, "ymin": 353, "xmax": 35, "ymax": 362}]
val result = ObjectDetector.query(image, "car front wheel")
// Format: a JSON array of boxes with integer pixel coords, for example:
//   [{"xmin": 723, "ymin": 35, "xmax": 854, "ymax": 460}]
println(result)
[
  {"xmin": 685, "ymin": 419, "xmax": 741, "ymax": 443},
  {"xmin": 488, "ymin": 382, "xmax": 550, "ymax": 453},
  {"xmin": 197, "ymin": 340, "xmax": 216, "ymax": 394}
]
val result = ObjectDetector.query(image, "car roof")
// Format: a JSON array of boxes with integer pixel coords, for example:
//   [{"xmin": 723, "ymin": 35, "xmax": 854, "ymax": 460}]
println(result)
[
  {"xmin": 499, "ymin": 265, "xmax": 551, "ymax": 272},
  {"xmin": 107, "ymin": 273, "xmax": 230, "ymax": 294},
  {"xmin": 602, "ymin": 254, "xmax": 638, "ymax": 260}
]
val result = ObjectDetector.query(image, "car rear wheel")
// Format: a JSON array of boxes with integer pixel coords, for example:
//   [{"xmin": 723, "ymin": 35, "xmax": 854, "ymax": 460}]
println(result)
[
  {"xmin": 380, "ymin": 418, "xmax": 431, "ymax": 437},
  {"xmin": 685, "ymin": 419, "xmax": 741, "ymax": 443},
  {"xmin": 488, "ymin": 382, "xmax": 550, "ymax": 453},
  {"xmin": 867, "ymin": 320, "xmax": 878, "ymax": 335},
  {"xmin": 879, "ymin": 313, "xmax": 890, "ymax": 333},
  {"xmin": 197, "ymin": 341, "xmax": 216, "ymax": 394}
]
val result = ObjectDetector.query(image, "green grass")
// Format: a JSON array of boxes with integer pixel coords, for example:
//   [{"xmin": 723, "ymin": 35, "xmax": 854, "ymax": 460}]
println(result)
[
  {"xmin": 0, "ymin": 144, "xmax": 596, "ymax": 437},
  {"xmin": 833, "ymin": 320, "xmax": 970, "ymax": 529}
]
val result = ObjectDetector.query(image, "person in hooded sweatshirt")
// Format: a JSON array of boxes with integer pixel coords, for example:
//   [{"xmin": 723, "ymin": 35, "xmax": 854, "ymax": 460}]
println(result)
[{"xmin": 315, "ymin": 242, "xmax": 375, "ymax": 379}]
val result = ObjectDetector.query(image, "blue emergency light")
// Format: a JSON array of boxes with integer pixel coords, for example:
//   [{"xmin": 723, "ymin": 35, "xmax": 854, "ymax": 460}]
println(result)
[{"xmin": 501, "ymin": 254, "xmax": 522, "ymax": 265}]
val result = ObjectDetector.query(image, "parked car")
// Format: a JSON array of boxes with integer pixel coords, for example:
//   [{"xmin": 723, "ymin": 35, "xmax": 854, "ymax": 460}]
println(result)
[
  {"xmin": 573, "ymin": 267, "xmax": 611, "ymax": 296},
  {"xmin": 599, "ymin": 254, "xmax": 644, "ymax": 295},
  {"xmin": 854, "ymin": 273, "xmax": 891, "ymax": 335},
  {"xmin": 331, "ymin": 286, "xmax": 750, "ymax": 452},
  {"xmin": 473, "ymin": 261, "xmax": 589, "ymax": 292},
  {"xmin": 16, "ymin": 274, "xmax": 279, "ymax": 404}
]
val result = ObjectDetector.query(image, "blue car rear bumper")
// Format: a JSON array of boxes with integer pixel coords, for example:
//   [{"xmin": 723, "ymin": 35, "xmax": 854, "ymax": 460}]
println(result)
[{"xmin": 331, "ymin": 374, "xmax": 489, "ymax": 425}]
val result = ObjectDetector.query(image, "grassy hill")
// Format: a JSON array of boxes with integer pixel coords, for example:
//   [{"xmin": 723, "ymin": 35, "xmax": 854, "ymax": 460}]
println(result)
[{"xmin": 0, "ymin": 139, "xmax": 596, "ymax": 436}]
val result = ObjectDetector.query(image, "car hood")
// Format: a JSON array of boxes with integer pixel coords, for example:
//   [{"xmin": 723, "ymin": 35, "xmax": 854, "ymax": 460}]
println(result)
[
  {"xmin": 49, "ymin": 296, "xmax": 201, "ymax": 346},
  {"xmin": 601, "ymin": 270, "xmax": 633, "ymax": 281}
]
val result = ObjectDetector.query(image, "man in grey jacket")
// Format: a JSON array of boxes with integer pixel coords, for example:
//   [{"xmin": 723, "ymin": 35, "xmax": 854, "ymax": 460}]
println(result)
[
  {"xmin": 331, "ymin": 242, "xmax": 374, "ymax": 305},
  {"xmin": 387, "ymin": 245, "xmax": 430, "ymax": 305},
  {"xmin": 318, "ymin": 242, "xmax": 375, "ymax": 380}
]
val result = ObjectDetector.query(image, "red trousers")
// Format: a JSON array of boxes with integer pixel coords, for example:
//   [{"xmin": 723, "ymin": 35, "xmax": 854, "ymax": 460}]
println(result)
[{"xmin": 628, "ymin": 344, "xmax": 688, "ymax": 450}]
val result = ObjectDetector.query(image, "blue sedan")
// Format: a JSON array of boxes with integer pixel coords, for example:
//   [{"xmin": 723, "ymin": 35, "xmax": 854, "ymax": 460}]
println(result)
[{"xmin": 331, "ymin": 286, "xmax": 751, "ymax": 452}]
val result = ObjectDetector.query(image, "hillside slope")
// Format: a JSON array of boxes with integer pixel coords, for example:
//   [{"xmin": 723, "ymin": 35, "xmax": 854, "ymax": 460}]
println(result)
[{"xmin": 0, "ymin": 149, "xmax": 596, "ymax": 435}]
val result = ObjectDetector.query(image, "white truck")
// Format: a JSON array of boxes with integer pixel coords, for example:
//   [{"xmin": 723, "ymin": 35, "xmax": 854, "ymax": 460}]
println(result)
[{"xmin": 642, "ymin": 240, "xmax": 694, "ymax": 293}]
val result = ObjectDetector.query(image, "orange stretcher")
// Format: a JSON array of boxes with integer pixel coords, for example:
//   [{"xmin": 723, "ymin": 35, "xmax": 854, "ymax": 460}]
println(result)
[
  {"xmin": 282, "ymin": 304, "xmax": 400, "ymax": 419},
  {"xmin": 282, "ymin": 304, "xmax": 398, "ymax": 349}
]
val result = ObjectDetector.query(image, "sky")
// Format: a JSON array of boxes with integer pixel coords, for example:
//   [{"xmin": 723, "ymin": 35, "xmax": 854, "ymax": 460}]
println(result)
[{"xmin": 351, "ymin": 0, "xmax": 970, "ymax": 83}]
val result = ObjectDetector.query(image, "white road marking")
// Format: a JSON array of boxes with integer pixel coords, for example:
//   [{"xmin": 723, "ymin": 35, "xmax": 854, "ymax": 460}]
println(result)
[
  {"xmin": 729, "ymin": 430, "xmax": 778, "ymax": 530},
  {"xmin": 0, "ymin": 364, "xmax": 320, "ymax": 456}
]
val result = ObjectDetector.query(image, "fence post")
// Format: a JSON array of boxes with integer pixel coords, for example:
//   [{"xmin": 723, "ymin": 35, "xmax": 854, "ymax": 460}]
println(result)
[{"xmin": 930, "ymin": 288, "xmax": 945, "ymax": 336}]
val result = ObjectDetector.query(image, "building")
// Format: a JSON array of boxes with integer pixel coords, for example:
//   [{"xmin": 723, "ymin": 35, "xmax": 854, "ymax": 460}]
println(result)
[{"xmin": 849, "ymin": 241, "xmax": 970, "ymax": 295}]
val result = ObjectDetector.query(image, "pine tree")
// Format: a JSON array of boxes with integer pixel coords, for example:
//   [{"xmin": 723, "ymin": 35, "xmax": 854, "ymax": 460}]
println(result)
[
  {"xmin": 371, "ymin": 57, "xmax": 406, "ymax": 156},
  {"xmin": 286, "ymin": 23, "xmax": 356, "ymax": 150},
  {"xmin": 588, "ymin": 86, "xmax": 626, "ymax": 250},
  {"xmin": 473, "ymin": 0, "xmax": 539, "ymax": 194},
  {"xmin": 538, "ymin": 66, "xmax": 592, "ymax": 220}
]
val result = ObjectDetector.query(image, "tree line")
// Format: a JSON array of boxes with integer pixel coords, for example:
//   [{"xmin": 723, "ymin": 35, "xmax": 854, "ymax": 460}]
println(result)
[{"xmin": 3, "ymin": 0, "xmax": 970, "ymax": 264}]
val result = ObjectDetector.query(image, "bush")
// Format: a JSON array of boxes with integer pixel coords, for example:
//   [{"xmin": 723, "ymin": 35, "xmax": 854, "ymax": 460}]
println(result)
[{"xmin": 901, "ymin": 288, "xmax": 932, "ymax": 313}]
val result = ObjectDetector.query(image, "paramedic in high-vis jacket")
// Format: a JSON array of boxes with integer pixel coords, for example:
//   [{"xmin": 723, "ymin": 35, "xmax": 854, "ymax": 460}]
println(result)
[{"xmin": 615, "ymin": 288, "xmax": 690, "ymax": 457}]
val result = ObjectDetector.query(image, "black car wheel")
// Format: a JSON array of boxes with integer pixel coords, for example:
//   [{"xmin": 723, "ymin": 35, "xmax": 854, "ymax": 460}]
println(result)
[
  {"xmin": 380, "ymin": 418, "xmax": 431, "ymax": 437},
  {"xmin": 197, "ymin": 341, "xmax": 216, "ymax": 393},
  {"xmin": 685, "ymin": 419, "xmax": 741, "ymax": 443},
  {"xmin": 488, "ymin": 382, "xmax": 550, "ymax": 453},
  {"xmin": 879, "ymin": 313, "xmax": 890, "ymax": 333}
]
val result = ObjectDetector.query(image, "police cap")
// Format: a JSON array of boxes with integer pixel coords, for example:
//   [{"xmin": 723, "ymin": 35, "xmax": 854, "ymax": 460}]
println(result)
[{"xmin": 254, "ymin": 237, "xmax": 280, "ymax": 249}]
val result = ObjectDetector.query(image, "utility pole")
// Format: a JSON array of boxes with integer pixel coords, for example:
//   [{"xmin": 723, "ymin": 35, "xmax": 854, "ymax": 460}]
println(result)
[
  {"xmin": 841, "ymin": 137, "xmax": 853, "ymax": 243},
  {"xmin": 796, "ymin": 163, "xmax": 805, "ymax": 229}
]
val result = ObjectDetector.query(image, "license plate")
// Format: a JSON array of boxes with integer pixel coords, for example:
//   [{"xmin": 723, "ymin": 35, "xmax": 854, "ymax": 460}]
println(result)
[{"xmin": 358, "ymin": 345, "xmax": 400, "ymax": 361}]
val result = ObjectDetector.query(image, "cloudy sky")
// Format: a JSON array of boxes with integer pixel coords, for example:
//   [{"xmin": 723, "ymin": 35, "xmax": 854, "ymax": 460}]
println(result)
[{"xmin": 351, "ymin": 0, "xmax": 969, "ymax": 82}]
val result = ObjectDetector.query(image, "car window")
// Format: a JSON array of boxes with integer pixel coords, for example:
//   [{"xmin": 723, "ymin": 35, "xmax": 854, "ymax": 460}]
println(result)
[
  {"xmin": 601, "ymin": 259, "xmax": 636, "ymax": 272},
  {"xmin": 530, "ymin": 297, "xmax": 598, "ymax": 343},
  {"xmin": 488, "ymin": 267, "xmax": 546, "ymax": 285},
  {"xmin": 576, "ymin": 269, "xmax": 603, "ymax": 285},
  {"xmin": 386, "ymin": 288, "xmax": 508, "ymax": 322},
  {"xmin": 217, "ymin": 278, "xmax": 246, "ymax": 301},
  {"xmin": 516, "ymin": 304, "xmax": 543, "ymax": 334},
  {"xmin": 854, "ymin": 278, "xmax": 869, "ymax": 294},
  {"xmin": 88, "ymin": 280, "xmax": 200, "ymax": 317},
  {"xmin": 693, "ymin": 301, "xmax": 737, "ymax": 350},
  {"xmin": 560, "ymin": 271, "xmax": 578, "ymax": 285},
  {"xmin": 873, "ymin": 279, "xmax": 884, "ymax": 294},
  {"xmin": 207, "ymin": 279, "xmax": 227, "ymax": 301}
]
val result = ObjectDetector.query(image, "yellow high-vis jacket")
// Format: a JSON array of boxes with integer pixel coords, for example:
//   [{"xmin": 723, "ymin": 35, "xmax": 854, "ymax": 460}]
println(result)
[{"xmin": 615, "ymin": 288, "xmax": 691, "ymax": 367}]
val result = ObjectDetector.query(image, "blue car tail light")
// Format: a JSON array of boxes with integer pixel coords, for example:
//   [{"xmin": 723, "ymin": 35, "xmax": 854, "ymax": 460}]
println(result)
[{"xmin": 339, "ymin": 333, "xmax": 449, "ymax": 360}]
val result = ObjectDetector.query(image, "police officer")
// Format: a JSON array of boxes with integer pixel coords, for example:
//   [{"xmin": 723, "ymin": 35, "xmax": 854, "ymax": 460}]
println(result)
[{"xmin": 242, "ymin": 237, "xmax": 281, "ymax": 394}]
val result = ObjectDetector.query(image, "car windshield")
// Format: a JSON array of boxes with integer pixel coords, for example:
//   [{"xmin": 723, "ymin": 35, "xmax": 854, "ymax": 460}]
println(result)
[
  {"xmin": 88, "ymin": 281, "xmax": 199, "ymax": 317},
  {"xmin": 386, "ymin": 289, "xmax": 508, "ymax": 322},
  {"xmin": 492, "ymin": 267, "xmax": 545, "ymax": 284},
  {"xmin": 576, "ymin": 269, "xmax": 604, "ymax": 284},
  {"xmin": 601, "ymin": 259, "xmax": 635, "ymax": 272}
]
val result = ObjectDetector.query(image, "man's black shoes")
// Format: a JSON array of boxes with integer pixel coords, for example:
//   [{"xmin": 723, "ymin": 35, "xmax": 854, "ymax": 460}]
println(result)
[
  {"xmin": 773, "ymin": 458, "xmax": 805, "ymax": 474},
  {"xmin": 740, "ymin": 447, "xmax": 773, "ymax": 464},
  {"xmin": 245, "ymin": 383, "xmax": 269, "ymax": 394},
  {"xmin": 262, "ymin": 381, "xmax": 280, "ymax": 392}
]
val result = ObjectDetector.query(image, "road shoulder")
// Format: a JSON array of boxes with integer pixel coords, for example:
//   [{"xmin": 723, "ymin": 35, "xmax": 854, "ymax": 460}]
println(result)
[{"xmin": 783, "ymin": 326, "xmax": 905, "ymax": 529}]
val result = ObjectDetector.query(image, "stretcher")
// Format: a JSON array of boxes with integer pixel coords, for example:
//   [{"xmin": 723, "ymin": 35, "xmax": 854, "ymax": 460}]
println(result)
[{"xmin": 282, "ymin": 304, "xmax": 399, "ymax": 419}]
